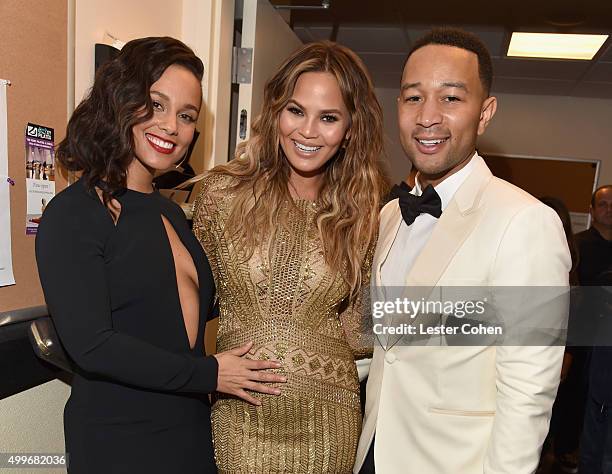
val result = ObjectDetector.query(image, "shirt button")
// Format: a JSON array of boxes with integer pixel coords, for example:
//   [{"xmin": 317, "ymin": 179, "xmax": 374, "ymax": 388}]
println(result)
[{"xmin": 385, "ymin": 352, "xmax": 396, "ymax": 364}]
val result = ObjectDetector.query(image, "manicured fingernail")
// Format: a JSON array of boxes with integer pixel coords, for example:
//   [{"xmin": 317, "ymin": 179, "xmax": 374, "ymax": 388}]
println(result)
[{"xmin": 274, "ymin": 389, "xmax": 281, "ymax": 395}]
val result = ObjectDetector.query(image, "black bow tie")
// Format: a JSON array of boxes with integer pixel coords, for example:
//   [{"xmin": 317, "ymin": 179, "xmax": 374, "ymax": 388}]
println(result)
[{"xmin": 393, "ymin": 183, "xmax": 442, "ymax": 226}]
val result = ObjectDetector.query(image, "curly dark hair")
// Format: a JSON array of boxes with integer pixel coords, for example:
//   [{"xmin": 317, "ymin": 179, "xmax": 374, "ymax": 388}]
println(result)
[
  {"xmin": 57, "ymin": 36, "xmax": 204, "ymax": 205},
  {"xmin": 406, "ymin": 28, "xmax": 493, "ymax": 96}
]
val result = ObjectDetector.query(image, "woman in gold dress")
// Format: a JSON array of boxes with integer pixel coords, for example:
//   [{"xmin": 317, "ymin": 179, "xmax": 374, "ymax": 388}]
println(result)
[{"xmin": 193, "ymin": 41, "xmax": 387, "ymax": 473}]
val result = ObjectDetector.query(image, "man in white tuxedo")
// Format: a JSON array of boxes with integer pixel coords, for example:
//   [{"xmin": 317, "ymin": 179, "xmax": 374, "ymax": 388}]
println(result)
[{"xmin": 354, "ymin": 28, "xmax": 571, "ymax": 474}]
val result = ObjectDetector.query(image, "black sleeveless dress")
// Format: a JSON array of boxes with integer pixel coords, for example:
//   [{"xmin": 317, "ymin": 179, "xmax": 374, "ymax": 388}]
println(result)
[{"xmin": 36, "ymin": 179, "xmax": 218, "ymax": 473}]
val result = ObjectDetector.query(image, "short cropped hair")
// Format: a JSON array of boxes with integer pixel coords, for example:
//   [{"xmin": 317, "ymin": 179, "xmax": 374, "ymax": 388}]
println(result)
[
  {"xmin": 591, "ymin": 184, "xmax": 612, "ymax": 207},
  {"xmin": 406, "ymin": 28, "xmax": 493, "ymax": 96}
]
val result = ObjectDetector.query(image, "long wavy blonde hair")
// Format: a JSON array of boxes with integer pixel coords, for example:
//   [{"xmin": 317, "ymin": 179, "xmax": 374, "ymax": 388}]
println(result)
[{"xmin": 211, "ymin": 40, "xmax": 387, "ymax": 295}]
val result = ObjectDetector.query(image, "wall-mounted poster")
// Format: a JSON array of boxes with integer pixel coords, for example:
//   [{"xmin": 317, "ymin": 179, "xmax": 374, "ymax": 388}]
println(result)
[{"xmin": 25, "ymin": 123, "xmax": 55, "ymax": 235}]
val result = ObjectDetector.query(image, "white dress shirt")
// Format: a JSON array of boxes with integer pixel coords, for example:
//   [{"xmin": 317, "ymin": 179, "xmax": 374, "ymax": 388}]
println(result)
[
  {"xmin": 381, "ymin": 152, "xmax": 479, "ymax": 286},
  {"xmin": 356, "ymin": 152, "xmax": 480, "ymax": 381}
]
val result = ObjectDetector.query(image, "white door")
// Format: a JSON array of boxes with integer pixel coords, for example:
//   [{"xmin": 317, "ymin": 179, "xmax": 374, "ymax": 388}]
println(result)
[{"xmin": 235, "ymin": 0, "xmax": 302, "ymax": 144}]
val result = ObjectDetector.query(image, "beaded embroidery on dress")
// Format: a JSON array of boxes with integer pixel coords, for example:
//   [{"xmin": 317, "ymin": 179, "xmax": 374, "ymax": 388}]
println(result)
[{"xmin": 193, "ymin": 173, "xmax": 374, "ymax": 474}]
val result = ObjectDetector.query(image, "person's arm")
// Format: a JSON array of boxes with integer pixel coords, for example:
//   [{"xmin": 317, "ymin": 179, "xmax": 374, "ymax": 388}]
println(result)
[
  {"xmin": 35, "ymin": 199, "xmax": 218, "ymax": 393},
  {"xmin": 484, "ymin": 204, "xmax": 570, "ymax": 473},
  {"xmin": 339, "ymin": 236, "xmax": 377, "ymax": 361},
  {"xmin": 192, "ymin": 174, "xmax": 287, "ymax": 404},
  {"xmin": 192, "ymin": 174, "xmax": 232, "ymax": 327},
  {"xmin": 192, "ymin": 174, "xmax": 225, "ymax": 272}
]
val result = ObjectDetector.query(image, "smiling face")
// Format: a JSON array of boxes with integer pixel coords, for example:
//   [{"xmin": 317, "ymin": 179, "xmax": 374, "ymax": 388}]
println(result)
[
  {"xmin": 130, "ymin": 64, "xmax": 201, "ymax": 178},
  {"xmin": 398, "ymin": 44, "xmax": 497, "ymax": 186},
  {"xmin": 278, "ymin": 71, "xmax": 350, "ymax": 186}
]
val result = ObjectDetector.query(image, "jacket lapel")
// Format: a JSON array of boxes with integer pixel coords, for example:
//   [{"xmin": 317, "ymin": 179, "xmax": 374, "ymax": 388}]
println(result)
[
  {"xmin": 385, "ymin": 157, "xmax": 493, "ymax": 348},
  {"xmin": 371, "ymin": 202, "xmax": 403, "ymax": 349},
  {"xmin": 405, "ymin": 156, "xmax": 492, "ymax": 287},
  {"xmin": 373, "ymin": 203, "xmax": 403, "ymax": 287}
]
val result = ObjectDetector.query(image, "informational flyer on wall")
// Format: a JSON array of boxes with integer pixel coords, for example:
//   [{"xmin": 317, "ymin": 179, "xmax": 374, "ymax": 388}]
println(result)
[
  {"xmin": 0, "ymin": 79, "xmax": 15, "ymax": 286},
  {"xmin": 25, "ymin": 122, "xmax": 55, "ymax": 235}
]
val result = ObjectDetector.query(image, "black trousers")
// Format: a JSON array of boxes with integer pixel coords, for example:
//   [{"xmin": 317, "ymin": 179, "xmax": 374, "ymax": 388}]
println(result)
[
  {"xmin": 549, "ymin": 373, "xmax": 587, "ymax": 456},
  {"xmin": 359, "ymin": 437, "xmax": 375, "ymax": 474},
  {"xmin": 580, "ymin": 397, "xmax": 612, "ymax": 473}
]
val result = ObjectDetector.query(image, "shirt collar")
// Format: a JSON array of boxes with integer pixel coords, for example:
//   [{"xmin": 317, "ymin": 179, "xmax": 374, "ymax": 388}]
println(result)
[
  {"xmin": 412, "ymin": 151, "xmax": 480, "ymax": 211},
  {"xmin": 589, "ymin": 226, "xmax": 611, "ymax": 243}
]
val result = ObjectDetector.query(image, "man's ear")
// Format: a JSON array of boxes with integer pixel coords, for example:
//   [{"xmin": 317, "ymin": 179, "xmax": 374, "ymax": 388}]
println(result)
[{"xmin": 477, "ymin": 96, "xmax": 497, "ymax": 136}]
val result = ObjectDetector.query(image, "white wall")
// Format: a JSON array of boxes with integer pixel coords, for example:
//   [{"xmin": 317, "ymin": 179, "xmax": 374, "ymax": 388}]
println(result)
[
  {"xmin": 182, "ymin": 0, "xmax": 234, "ymax": 172},
  {"xmin": 375, "ymin": 88, "xmax": 409, "ymax": 182},
  {"xmin": 73, "ymin": 0, "xmax": 234, "ymax": 173},
  {"xmin": 376, "ymin": 87, "xmax": 612, "ymax": 189},
  {"xmin": 480, "ymin": 93, "xmax": 612, "ymax": 187},
  {"xmin": 74, "ymin": 0, "xmax": 184, "ymax": 104}
]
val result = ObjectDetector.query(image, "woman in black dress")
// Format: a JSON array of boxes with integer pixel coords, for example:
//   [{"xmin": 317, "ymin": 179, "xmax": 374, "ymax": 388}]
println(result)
[{"xmin": 35, "ymin": 37, "xmax": 285, "ymax": 474}]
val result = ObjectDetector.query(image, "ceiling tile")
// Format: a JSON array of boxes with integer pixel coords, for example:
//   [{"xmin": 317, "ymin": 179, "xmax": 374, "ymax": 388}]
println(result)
[
  {"xmin": 571, "ymin": 81, "xmax": 612, "ymax": 99},
  {"xmin": 405, "ymin": 25, "xmax": 507, "ymax": 57},
  {"xmin": 597, "ymin": 41, "xmax": 612, "ymax": 62},
  {"xmin": 287, "ymin": 10, "xmax": 612, "ymax": 99},
  {"xmin": 336, "ymin": 26, "xmax": 408, "ymax": 53},
  {"xmin": 583, "ymin": 61, "xmax": 612, "ymax": 82},
  {"xmin": 493, "ymin": 58, "xmax": 592, "ymax": 81},
  {"xmin": 462, "ymin": 26, "xmax": 507, "ymax": 57},
  {"xmin": 369, "ymin": 71, "xmax": 402, "ymax": 89},
  {"xmin": 405, "ymin": 26, "xmax": 439, "ymax": 45},
  {"xmin": 357, "ymin": 52, "xmax": 406, "ymax": 74},
  {"xmin": 491, "ymin": 77, "xmax": 575, "ymax": 96},
  {"xmin": 292, "ymin": 24, "xmax": 334, "ymax": 42},
  {"xmin": 293, "ymin": 26, "xmax": 315, "ymax": 43},
  {"xmin": 279, "ymin": 0, "xmax": 612, "ymax": 41}
]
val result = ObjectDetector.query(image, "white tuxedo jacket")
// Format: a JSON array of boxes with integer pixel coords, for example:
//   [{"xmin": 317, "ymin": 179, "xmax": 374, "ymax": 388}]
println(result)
[{"xmin": 354, "ymin": 156, "xmax": 571, "ymax": 474}]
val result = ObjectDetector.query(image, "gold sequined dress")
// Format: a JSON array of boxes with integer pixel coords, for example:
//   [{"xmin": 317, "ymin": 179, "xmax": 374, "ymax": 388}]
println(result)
[{"xmin": 193, "ymin": 174, "xmax": 373, "ymax": 474}]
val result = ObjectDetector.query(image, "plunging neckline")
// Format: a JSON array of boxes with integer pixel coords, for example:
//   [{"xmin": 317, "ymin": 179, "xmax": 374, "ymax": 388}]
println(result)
[{"xmin": 95, "ymin": 182, "xmax": 203, "ymax": 352}]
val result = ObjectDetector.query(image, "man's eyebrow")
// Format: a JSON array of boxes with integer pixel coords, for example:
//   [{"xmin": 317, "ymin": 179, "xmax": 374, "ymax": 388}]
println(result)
[
  {"xmin": 400, "ymin": 82, "xmax": 420, "ymax": 91},
  {"xmin": 400, "ymin": 81, "xmax": 469, "ymax": 92},
  {"xmin": 441, "ymin": 81, "xmax": 468, "ymax": 91}
]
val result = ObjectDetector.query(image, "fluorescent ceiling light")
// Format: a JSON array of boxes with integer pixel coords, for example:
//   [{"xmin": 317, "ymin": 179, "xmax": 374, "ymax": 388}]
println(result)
[{"xmin": 507, "ymin": 32, "xmax": 608, "ymax": 60}]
